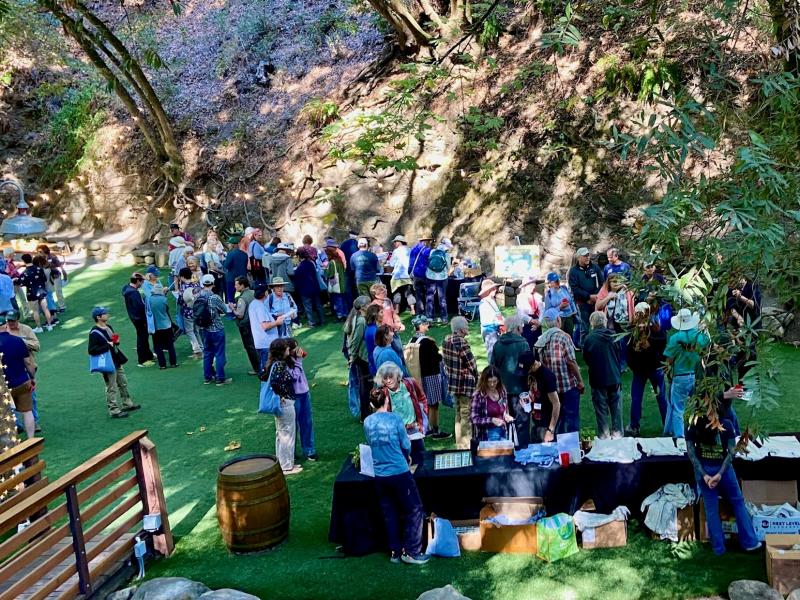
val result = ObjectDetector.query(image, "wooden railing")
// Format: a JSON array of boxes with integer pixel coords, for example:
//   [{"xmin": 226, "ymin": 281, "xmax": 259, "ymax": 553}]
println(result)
[
  {"xmin": 0, "ymin": 438, "xmax": 47, "ymax": 514},
  {"xmin": 0, "ymin": 430, "xmax": 173, "ymax": 600}
]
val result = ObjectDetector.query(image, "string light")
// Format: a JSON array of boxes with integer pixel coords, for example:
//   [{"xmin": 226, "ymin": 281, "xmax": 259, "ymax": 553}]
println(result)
[{"xmin": 0, "ymin": 354, "xmax": 20, "ymax": 501}]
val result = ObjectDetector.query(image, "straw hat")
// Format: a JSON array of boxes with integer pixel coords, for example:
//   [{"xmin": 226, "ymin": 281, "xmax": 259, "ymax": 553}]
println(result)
[{"xmin": 478, "ymin": 279, "xmax": 501, "ymax": 298}]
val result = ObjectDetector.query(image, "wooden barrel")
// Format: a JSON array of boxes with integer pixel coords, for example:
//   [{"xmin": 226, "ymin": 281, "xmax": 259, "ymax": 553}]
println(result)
[{"xmin": 216, "ymin": 455, "xmax": 289, "ymax": 553}]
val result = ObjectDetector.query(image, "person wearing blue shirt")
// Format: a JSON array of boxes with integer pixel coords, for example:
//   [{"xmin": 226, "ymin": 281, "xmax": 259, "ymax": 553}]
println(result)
[
  {"xmin": 408, "ymin": 237, "xmax": 432, "ymax": 316},
  {"xmin": 372, "ymin": 325, "xmax": 409, "ymax": 376},
  {"xmin": 0, "ymin": 269, "xmax": 14, "ymax": 314},
  {"xmin": 350, "ymin": 238, "xmax": 380, "ymax": 296},
  {"xmin": 223, "ymin": 237, "xmax": 249, "ymax": 304},
  {"xmin": 603, "ymin": 248, "xmax": 632, "ymax": 279},
  {"xmin": 0, "ymin": 315, "xmax": 36, "ymax": 438},
  {"xmin": 363, "ymin": 388, "xmax": 429, "ymax": 565},
  {"xmin": 543, "ymin": 272, "xmax": 577, "ymax": 335}
]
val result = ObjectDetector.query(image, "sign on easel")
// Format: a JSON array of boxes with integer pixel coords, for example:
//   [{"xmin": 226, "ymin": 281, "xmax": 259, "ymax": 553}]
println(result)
[{"xmin": 494, "ymin": 245, "xmax": 541, "ymax": 279}]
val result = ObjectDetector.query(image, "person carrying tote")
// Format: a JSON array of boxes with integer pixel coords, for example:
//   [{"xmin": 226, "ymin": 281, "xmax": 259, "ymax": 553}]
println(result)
[
  {"xmin": 87, "ymin": 306, "xmax": 141, "ymax": 418},
  {"xmin": 263, "ymin": 338, "xmax": 302, "ymax": 475}
]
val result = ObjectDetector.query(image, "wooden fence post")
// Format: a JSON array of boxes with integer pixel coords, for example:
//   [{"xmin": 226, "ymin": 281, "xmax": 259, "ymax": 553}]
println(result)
[
  {"xmin": 65, "ymin": 484, "xmax": 92, "ymax": 595},
  {"xmin": 134, "ymin": 437, "xmax": 174, "ymax": 556}
]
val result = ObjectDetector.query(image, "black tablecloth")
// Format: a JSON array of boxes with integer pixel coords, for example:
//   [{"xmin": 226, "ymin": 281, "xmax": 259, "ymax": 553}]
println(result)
[{"xmin": 328, "ymin": 440, "xmax": 800, "ymax": 556}]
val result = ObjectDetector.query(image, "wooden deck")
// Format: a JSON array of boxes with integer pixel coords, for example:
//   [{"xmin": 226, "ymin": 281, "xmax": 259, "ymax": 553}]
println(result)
[{"xmin": 0, "ymin": 533, "xmax": 134, "ymax": 600}]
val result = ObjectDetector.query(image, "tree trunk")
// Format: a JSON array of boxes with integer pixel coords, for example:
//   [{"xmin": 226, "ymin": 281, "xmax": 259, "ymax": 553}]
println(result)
[
  {"xmin": 767, "ymin": 0, "xmax": 799, "ymax": 73},
  {"xmin": 367, "ymin": 0, "xmax": 432, "ymax": 50}
]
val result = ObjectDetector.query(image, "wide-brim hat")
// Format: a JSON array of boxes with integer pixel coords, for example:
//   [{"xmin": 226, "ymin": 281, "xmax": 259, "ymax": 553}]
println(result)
[
  {"xmin": 671, "ymin": 308, "xmax": 700, "ymax": 331},
  {"xmin": 478, "ymin": 279, "xmax": 501, "ymax": 298},
  {"xmin": 392, "ymin": 235, "xmax": 407, "ymax": 244},
  {"xmin": 269, "ymin": 277, "xmax": 287, "ymax": 287},
  {"xmin": 418, "ymin": 236, "xmax": 434, "ymax": 242}
]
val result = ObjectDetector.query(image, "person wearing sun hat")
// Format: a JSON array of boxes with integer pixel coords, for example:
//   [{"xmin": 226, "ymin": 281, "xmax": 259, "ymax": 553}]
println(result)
[
  {"xmin": 478, "ymin": 278, "xmax": 504, "ymax": 363},
  {"xmin": 407, "ymin": 314, "xmax": 450, "ymax": 439},
  {"xmin": 387, "ymin": 235, "xmax": 416, "ymax": 315},
  {"xmin": 662, "ymin": 308, "xmax": 710, "ymax": 438}
]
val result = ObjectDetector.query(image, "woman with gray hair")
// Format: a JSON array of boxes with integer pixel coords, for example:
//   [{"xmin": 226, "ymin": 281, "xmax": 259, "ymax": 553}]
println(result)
[
  {"xmin": 582, "ymin": 311, "xmax": 623, "ymax": 439},
  {"xmin": 374, "ymin": 361, "xmax": 428, "ymax": 465}
]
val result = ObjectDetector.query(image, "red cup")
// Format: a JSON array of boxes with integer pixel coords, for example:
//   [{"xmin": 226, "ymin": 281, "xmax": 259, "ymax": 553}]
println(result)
[
  {"xmin": 734, "ymin": 384, "xmax": 744, "ymax": 390},
  {"xmin": 559, "ymin": 452, "xmax": 570, "ymax": 467}
]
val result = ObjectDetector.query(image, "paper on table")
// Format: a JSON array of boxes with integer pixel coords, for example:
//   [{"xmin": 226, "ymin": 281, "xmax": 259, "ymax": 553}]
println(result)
[{"xmin": 359, "ymin": 443, "xmax": 375, "ymax": 477}]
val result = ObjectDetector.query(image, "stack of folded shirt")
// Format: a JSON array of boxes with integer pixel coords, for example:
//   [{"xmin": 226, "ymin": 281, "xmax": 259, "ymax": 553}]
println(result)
[
  {"xmin": 585, "ymin": 437, "xmax": 642, "ymax": 463},
  {"xmin": 763, "ymin": 436, "xmax": 800, "ymax": 458},
  {"xmin": 636, "ymin": 437, "xmax": 685, "ymax": 457}
]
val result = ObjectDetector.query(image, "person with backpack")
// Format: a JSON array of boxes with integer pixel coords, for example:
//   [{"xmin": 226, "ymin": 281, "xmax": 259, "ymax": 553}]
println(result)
[
  {"xmin": 425, "ymin": 238, "xmax": 453, "ymax": 324},
  {"xmin": 406, "ymin": 315, "xmax": 449, "ymax": 439},
  {"xmin": 177, "ymin": 267, "xmax": 204, "ymax": 359},
  {"xmin": 196, "ymin": 274, "xmax": 232, "ymax": 386},
  {"xmin": 408, "ymin": 237, "xmax": 433, "ymax": 316},
  {"xmin": 231, "ymin": 276, "xmax": 260, "ymax": 375},
  {"xmin": 19, "ymin": 254, "xmax": 55, "ymax": 333},
  {"xmin": 287, "ymin": 338, "xmax": 317, "ymax": 461},
  {"xmin": 543, "ymin": 272, "xmax": 578, "ymax": 336}
]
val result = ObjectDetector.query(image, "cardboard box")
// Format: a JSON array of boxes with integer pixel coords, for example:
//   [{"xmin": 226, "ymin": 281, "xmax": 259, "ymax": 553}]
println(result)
[
  {"xmin": 765, "ymin": 534, "xmax": 800, "ymax": 595},
  {"xmin": 579, "ymin": 500, "xmax": 628, "ymax": 549},
  {"xmin": 427, "ymin": 515, "xmax": 481, "ymax": 552},
  {"xmin": 699, "ymin": 479, "xmax": 799, "ymax": 541},
  {"xmin": 479, "ymin": 497, "xmax": 543, "ymax": 554},
  {"xmin": 582, "ymin": 520, "xmax": 627, "ymax": 549},
  {"xmin": 653, "ymin": 504, "xmax": 697, "ymax": 541},
  {"xmin": 476, "ymin": 440, "xmax": 515, "ymax": 458}
]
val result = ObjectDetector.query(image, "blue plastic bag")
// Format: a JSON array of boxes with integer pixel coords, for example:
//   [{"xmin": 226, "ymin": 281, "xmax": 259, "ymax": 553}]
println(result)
[
  {"xmin": 89, "ymin": 350, "xmax": 115, "ymax": 374},
  {"xmin": 426, "ymin": 517, "xmax": 460, "ymax": 557},
  {"xmin": 258, "ymin": 365, "xmax": 282, "ymax": 416}
]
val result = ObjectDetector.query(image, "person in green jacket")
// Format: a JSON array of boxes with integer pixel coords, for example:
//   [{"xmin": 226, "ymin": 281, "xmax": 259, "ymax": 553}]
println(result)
[
  {"xmin": 324, "ymin": 239, "xmax": 348, "ymax": 321},
  {"xmin": 345, "ymin": 296, "xmax": 372, "ymax": 421},
  {"xmin": 490, "ymin": 315, "xmax": 534, "ymax": 447}
]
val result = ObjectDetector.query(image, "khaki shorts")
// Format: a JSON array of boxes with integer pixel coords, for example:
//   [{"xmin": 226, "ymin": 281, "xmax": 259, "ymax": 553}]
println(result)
[{"xmin": 11, "ymin": 381, "xmax": 33, "ymax": 412}]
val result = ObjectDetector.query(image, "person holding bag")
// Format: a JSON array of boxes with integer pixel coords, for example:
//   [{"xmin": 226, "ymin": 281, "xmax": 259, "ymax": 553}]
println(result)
[
  {"xmin": 87, "ymin": 306, "xmax": 141, "ymax": 418},
  {"xmin": 262, "ymin": 338, "xmax": 302, "ymax": 475},
  {"xmin": 470, "ymin": 366, "xmax": 514, "ymax": 442}
]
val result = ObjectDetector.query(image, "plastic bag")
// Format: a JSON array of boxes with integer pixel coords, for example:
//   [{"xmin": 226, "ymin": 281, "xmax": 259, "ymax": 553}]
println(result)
[
  {"xmin": 257, "ymin": 365, "xmax": 282, "ymax": 416},
  {"xmin": 426, "ymin": 517, "xmax": 460, "ymax": 557},
  {"xmin": 535, "ymin": 513, "xmax": 579, "ymax": 562}
]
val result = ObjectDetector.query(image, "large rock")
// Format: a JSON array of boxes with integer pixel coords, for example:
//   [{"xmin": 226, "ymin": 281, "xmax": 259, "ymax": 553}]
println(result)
[
  {"xmin": 107, "ymin": 588, "xmax": 135, "ymax": 600},
  {"xmin": 727, "ymin": 580, "xmax": 782, "ymax": 600},
  {"xmin": 416, "ymin": 585, "xmax": 472, "ymax": 600},
  {"xmin": 198, "ymin": 590, "xmax": 260, "ymax": 600},
  {"xmin": 131, "ymin": 577, "xmax": 211, "ymax": 600}
]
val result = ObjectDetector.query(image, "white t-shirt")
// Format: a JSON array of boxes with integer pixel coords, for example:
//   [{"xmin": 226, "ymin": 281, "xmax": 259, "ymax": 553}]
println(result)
[
  {"xmin": 388, "ymin": 245, "xmax": 411, "ymax": 280},
  {"xmin": 248, "ymin": 297, "xmax": 278, "ymax": 350}
]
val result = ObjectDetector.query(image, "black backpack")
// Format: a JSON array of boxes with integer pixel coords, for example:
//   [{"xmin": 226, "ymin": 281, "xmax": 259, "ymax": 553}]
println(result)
[{"xmin": 193, "ymin": 294, "xmax": 213, "ymax": 328}]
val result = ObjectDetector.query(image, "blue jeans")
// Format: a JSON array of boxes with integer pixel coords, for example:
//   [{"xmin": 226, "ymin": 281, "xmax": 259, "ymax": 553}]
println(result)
[
  {"xmin": 347, "ymin": 362, "xmax": 362, "ymax": 418},
  {"xmin": 413, "ymin": 277, "xmax": 427, "ymax": 316},
  {"xmin": 487, "ymin": 426, "xmax": 506, "ymax": 441},
  {"xmin": 294, "ymin": 391, "xmax": 316, "ymax": 457},
  {"xmin": 557, "ymin": 387, "xmax": 581, "ymax": 433},
  {"xmin": 330, "ymin": 293, "xmax": 347, "ymax": 319},
  {"xmin": 375, "ymin": 471, "xmax": 425, "ymax": 556},
  {"xmin": 258, "ymin": 348, "xmax": 269, "ymax": 372},
  {"xmin": 664, "ymin": 373, "xmax": 694, "ymax": 438},
  {"xmin": 630, "ymin": 368, "xmax": 666, "ymax": 429},
  {"xmin": 425, "ymin": 279, "xmax": 447, "ymax": 320},
  {"xmin": 202, "ymin": 329, "xmax": 227, "ymax": 382},
  {"xmin": 697, "ymin": 463, "xmax": 759, "ymax": 555},
  {"xmin": 301, "ymin": 294, "xmax": 326, "ymax": 326}
]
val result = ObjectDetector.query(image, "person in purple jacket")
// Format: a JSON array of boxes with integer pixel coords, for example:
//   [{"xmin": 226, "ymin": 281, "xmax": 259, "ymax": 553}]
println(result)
[
  {"xmin": 287, "ymin": 338, "xmax": 317, "ymax": 461},
  {"xmin": 294, "ymin": 248, "xmax": 326, "ymax": 327}
]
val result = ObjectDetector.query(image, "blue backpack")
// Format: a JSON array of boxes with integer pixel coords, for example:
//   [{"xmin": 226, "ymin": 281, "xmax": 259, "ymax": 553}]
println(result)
[{"xmin": 428, "ymin": 249, "xmax": 447, "ymax": 273}]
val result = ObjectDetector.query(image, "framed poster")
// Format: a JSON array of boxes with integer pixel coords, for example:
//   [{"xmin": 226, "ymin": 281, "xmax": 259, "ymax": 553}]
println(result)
[{"xmin": 494, "ymin": 245, "xmax": 541, "ymax": 279}]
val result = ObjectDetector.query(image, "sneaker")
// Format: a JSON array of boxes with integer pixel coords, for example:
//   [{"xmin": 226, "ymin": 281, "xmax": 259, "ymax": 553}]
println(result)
[
  {"xmin": 432, "ymin": 431, "xmax": 452, "ymax": 440},
  {"xmin": 247, "ymin": 370, "xmax": 258, "ymax": 376},
  {"xmin": 44, "ymin": 325, "xmax": 53, "ymax": 332},
  {"xmin": 170, "ymin": 364, "xmax": 179, "ymax": 368},
  {"xmin": 624, "ymin": 426, "xmax": 640, "ymax": 438},
  {"xmin": 216, "ymin": 378, "xmax": 233, "ymax": 386},
  {"xmin": 401, "ymin": 552, "xmax": 430, "ymax": 565},
  {"xmin": 203, "ymin": 379, "xmax": 214, "ymax": 385},
  {"xmin": 744, "ymin": 542, "xmax": 763, "ymax": 552},
  {"xmin": 390, "ymin": 552, "xmax": 402, "ymax": 564},
  {"xmin": 122, "ymin": 404, "xmax": 141, "ymax": 412},
  {"xmin": 291, "ymin": 323, "xmax": 302, "ymax": 330},
  {"xmin": 283, "ymin": 466, "xmax": 303, "ymax": 475},
  {"xmin": 137, "ymin": 361, "xmax": 155, "ymax": 368},
  {"xmin": 110, "ymin": 412, "xmax": 129, "ymax": 419},
  {"xmin": 32, "ymin": 327, "xmax": 43, "ymax": 333},
  {"xmin": 306, "ymin": 454, "xmax": 318, "ymax": 462}
]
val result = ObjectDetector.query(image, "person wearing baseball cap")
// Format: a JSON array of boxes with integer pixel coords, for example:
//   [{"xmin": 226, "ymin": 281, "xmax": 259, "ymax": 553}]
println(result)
[
  {"xmin": 122, "ymin": 272, "xmax": 154, "ymax": 367},
  {"xmin": 0, "ymin": 312, "xmax": 38, "ymax": 435},
  {"xmin": 543, "ymin": 272, "xmax": 578, "ymax": 337},
  {"xmin": 249, "ymin": 282, "xmax": 287, "ymax": 370},
  {"xmin": 6, "ymin": 309, "xmax": 42, "ymax": 431},
  {"xmin": 350, "ymin": 238, "xmax": 380, "ymax": 297},
  {"xmin": 196, "ymin": 273, "xmax": 232, "ymax": 386},
  {"xmin": 87, "ymin": 306, "xmax": 141, "ymax": 418},
  {"xmin": 568, "ymin": 247, "xmax": 605, "ymax": 349},
  {"xmin": 425, "ymin": 238, "xmax": 454, "ymax": 325},
  {"xmin": 663, "ymin": 308, "xmax": 709, "ymax": 438}
]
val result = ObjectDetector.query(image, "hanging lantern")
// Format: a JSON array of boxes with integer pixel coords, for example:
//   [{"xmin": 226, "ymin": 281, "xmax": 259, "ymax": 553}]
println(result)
[{"xmin": 0, "ymin": 181, "xmax": 48, "ymax": 239}]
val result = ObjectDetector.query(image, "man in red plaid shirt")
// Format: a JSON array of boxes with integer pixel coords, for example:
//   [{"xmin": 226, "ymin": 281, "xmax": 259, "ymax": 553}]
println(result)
[
  {"xmin": 443, "ymin": 316, "xmax": 479, "ymax": 449},
  {"xmin": 535, "ymin": 308, "xmax": 584, "ymax": 433}
]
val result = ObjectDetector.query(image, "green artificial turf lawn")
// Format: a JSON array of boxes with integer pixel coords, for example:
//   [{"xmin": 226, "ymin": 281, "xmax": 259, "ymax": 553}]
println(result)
[{"xmin": 32, "ymin": 263, "xmax": 800, "ymax": 600}]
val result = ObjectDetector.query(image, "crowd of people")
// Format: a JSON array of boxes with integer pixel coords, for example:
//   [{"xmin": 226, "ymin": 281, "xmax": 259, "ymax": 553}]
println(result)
[{"xmin": 0, "ymin": 224, "xmax": 764, "ymax": 566}]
